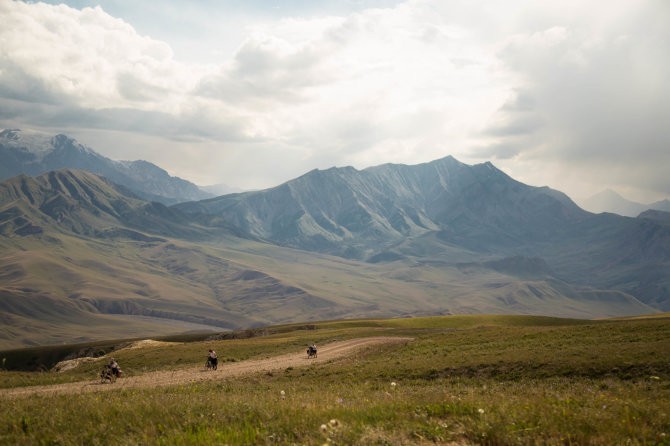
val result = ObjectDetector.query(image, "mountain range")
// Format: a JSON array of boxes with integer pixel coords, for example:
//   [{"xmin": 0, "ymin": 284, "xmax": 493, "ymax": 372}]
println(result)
[
  {"xmin": 0, "ymin": 129, "xmax": 212, "ymax": 204},
  {"xmin": 175, "ymin": 157, "xmax": 587, "ymax": 258},
  {"xmin": 175, "ymin": 157, "xmax": 670, "ymax": 312},
  {"xmin": 1, "ymin": 136, "xmax": 669, "ymax": 349}
]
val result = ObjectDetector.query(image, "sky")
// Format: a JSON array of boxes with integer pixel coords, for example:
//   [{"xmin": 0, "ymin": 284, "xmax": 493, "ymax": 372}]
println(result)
[{"xmin": 1, "ymin": 0, "xmax": 668, "ymax": 203}]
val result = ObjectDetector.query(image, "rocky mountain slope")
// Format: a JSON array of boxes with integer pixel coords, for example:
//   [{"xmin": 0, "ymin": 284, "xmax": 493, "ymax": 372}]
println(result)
[
  {"xmin": 175, "ymin": 156, "xmax": 587, "ymax": 257},
  {"xmin": 0, "ymin": 169, "xmax": 245, "ymax": 241},
  {"xmin": 0, "ymin": 170, "xmax": 344, "ymax": 347},
  {"xmin": 0, "ymin": 129, "xmax": 212, "ymax": 204},
  {"xmin": 175, "ymin": 157, "xmax": 670, "ymax": 311},
  {"xmin": 639, "ymin": 210, "xmax": 670, "ymax": 227},
  {"xmin": 0, "ymin": 167, "xmax": 657, "ymax": 348}
]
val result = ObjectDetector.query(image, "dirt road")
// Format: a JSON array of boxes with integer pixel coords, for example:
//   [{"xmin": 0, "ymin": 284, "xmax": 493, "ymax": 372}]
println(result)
[{"xmin": 0, "ymin": 337, "xmax": 411, "ymax": 399}]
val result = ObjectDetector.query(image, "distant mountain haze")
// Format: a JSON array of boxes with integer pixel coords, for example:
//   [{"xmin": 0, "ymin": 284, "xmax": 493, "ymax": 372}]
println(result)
[
  {"xmin": 199, "ymin": 183, "xmax": 247, "ymax": 196},
  {"xmin": 0, "ymin": 129, "xmax": 213, "ymax": 204},
  {"xmin": 581, "ymin": 189, "xmax": 670, "ymax": 217}
]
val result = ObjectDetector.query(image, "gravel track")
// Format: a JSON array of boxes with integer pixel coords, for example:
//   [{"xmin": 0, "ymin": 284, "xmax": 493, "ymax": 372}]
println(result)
[{"xmin": 0, "ymin": 337, "xmax": 411, "ymax": 399}]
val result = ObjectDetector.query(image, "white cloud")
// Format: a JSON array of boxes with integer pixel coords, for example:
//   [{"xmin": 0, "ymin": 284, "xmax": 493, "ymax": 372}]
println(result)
[
  {"xmin": 1, "ymin": 2, "xmax": 189, "ymax": 110},
  {"xmin": 1, "ymin": 0, "xmax": 508, "ymax": 180},
  {"xmin": 475, "ymin": 0, "xmax": 670, "ymax": 200},
  {"xmin": 208, "ymin": 2, "xmax": 509, "ymax": 167},
  {"xmin": 1, "ymin": 0, "xmax": 668, "ymax": 201}
]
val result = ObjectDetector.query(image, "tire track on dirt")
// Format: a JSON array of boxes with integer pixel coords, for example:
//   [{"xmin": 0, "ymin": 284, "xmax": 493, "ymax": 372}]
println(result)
[{"xmin": 0, "ymin": 337, "xmax": 411, "ymax": 398}]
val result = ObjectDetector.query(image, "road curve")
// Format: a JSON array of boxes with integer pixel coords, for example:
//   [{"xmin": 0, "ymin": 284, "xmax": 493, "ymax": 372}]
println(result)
[{"xmin": 0, "ymin": 337, "xmax": 412, "ymax": 398}]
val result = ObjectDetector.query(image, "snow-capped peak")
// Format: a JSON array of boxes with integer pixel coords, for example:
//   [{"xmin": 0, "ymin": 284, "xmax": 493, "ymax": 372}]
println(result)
[{"xmin": 0, "ymin": 128, "xmax": 56, "ymax": 161}]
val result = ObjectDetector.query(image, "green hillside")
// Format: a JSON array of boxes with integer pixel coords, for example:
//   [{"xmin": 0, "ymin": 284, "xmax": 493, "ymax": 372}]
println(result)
[{"xmin": 0, "ymin": 314, "xmax": 668, "ymax": 445}]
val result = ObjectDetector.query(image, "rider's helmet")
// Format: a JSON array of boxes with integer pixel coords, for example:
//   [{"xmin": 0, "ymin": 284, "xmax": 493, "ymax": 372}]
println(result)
[{"xmin": 209, "ymin": 349, "xmax": 213, "ymax": 352}]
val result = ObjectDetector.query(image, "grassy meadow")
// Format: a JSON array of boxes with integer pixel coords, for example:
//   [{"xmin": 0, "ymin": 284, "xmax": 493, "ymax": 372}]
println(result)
[{"xmin": 0, "ymin": 314, "xmax": 669, "ymax": 445}]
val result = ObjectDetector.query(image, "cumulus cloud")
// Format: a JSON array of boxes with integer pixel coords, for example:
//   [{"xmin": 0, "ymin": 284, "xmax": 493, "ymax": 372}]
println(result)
[
  {"xmin": 0, "ymin": 2, "xmax": 185, "ymax": 108},
  {"xmin": 212, "ymin": 2, "xmax": 508, "ymax": 167},
  {"xmin": 0, "ymin": 1, "xmax": 258, "ymax": 144},
  {"xmin": 474, "ymin": 1, "xmax": 670, "ymax": 200},
  {"xmin": 196, "ymin": 32, "xmax": 338, "ymax": 107}
]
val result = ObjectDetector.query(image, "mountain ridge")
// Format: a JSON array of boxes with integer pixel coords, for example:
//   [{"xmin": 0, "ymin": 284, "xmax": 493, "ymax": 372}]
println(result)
[
  {"xmin": 0, "ymin": 169, "xmax": 253, "ymax": 241},
  {"xmin": 174, "ymin": 156, "xmax": 670, "ymax": 311},
  {"xmin": 175, "ymin": 156, "xmax": 588, "ymax": 258},
  {"xmin": 0, "ymin": 129, "xmax": 213, "ymax": 204}
]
